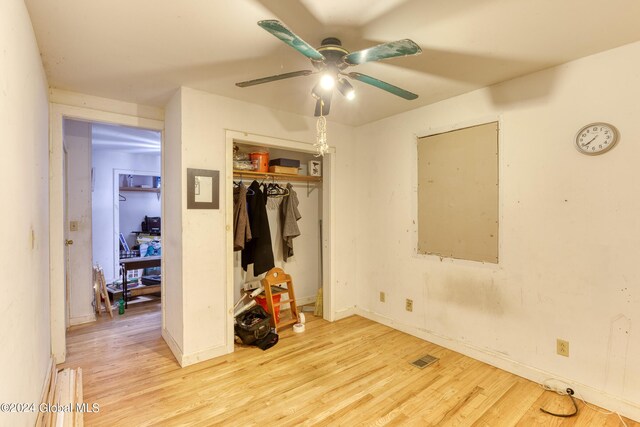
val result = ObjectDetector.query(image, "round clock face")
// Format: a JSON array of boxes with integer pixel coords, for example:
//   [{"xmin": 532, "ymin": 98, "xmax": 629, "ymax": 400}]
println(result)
[{"xmin": 575, "ymin": 122, "xmax": 618, "ymax": 155}]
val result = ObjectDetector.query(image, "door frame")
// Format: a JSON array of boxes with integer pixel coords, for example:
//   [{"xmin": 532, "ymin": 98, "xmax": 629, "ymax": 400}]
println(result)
[
  {"xmin": 224, "ymin": 130, "xmax": 337, "ymax": 353},
  {"xmin": 50, "ymin": 99, "xmax": 164, "ymax": 363}
]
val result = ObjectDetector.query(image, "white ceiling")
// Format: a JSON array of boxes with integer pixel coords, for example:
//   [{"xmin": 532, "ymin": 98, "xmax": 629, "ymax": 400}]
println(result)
[{"xmin": 26, "ymin": 0, "xmax": 640, "ymax": 126}]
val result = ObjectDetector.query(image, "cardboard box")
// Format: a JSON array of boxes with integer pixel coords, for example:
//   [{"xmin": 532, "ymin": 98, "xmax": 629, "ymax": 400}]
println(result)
[
  {"xmin": 269, "ymin": 158, "xmax": 300, "ymax": 168},
  {"xmin": 268, "ymin": 165, "xmax": 298, "ymax": 175}
]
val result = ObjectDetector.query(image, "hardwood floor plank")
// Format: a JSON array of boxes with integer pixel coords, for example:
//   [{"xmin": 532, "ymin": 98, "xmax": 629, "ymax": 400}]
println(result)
[{"xmin": 61, "ymin": 302, "xmax": 638, "ymax": 426}]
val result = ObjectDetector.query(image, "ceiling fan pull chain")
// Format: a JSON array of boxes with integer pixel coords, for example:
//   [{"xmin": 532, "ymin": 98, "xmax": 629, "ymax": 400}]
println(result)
[{"xmin": 315, "ymin": 114, "xmax": 328, "ymax": 157}]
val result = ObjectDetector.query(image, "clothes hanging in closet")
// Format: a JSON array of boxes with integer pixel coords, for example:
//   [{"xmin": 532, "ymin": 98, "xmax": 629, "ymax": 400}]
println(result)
[
  {"xmin": 241, "ymin": 180, "xmax": 275, "ymax": 275},
  {"xmin": 281, "ymin": 183, "xmax": 301, "ymax": 261},
  {"xmin": 233, "ymin": 182, "xmax": 251, "ymax": 251}
]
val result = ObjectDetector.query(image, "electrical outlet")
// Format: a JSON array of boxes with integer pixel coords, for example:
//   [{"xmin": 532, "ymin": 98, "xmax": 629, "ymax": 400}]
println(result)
[
  {"xmin": 405, "ymin": 299, "xmax": 413, "ymax": 312},
  {"xmin": 557, "ymin": 339, "xmax": 569, "ymax": 357},
  {"xmin": 379, "ymin": 292, "xmax": 386, "ymax": 303}
]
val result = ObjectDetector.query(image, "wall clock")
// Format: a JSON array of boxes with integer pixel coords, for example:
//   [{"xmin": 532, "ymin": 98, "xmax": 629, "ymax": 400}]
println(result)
[{"xmin": 575, "ymin": 122, "xmax": 619, "ymax": 155}]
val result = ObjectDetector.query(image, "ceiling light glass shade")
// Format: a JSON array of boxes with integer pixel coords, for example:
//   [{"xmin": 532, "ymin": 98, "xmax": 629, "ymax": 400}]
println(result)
[
  {"xmin": 337, "ymin": 78, "xmax": 355, "ymax": 100},
  {"xmin": 320, "ymin": 73, "xmax": 335, "ymax": 90},
  {"xmin": 311, "ymin": 83, "xmax": 322, "ymax": 99}
]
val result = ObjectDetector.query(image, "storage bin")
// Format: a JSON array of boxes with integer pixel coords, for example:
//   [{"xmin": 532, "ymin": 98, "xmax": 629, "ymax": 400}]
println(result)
[
  {"xmin": 255, "ymin": 294, "xmax": 281, "ymax": 323},
  {"xmin": 250, "ymin": 151, "xmax": 269, "ymax": 172}
]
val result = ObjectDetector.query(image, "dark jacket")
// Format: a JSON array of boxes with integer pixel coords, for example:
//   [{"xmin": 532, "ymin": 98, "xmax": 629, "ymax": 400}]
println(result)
[{"xmin": 241, "ymin": 180, "xmax": 275, "ymax": 275}]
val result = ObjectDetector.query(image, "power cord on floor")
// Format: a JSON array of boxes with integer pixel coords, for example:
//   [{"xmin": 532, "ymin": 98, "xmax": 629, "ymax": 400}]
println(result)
[
  {"xmin": 540, "ymin": 378, "xmax": 628, "ymax": 427},
  {"xmin": 539, "ymin": 387, "xmax": 577, "ymax": 417}
]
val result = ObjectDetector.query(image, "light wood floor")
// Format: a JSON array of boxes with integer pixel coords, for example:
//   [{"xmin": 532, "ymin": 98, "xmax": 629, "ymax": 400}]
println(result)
[{"xmin": 61, "ymin": 302, "xmax": 636, "ymax": 426}]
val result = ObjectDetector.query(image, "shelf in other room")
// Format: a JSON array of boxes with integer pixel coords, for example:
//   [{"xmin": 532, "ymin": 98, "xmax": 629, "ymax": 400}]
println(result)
[
  {"xmin": 119, "ymin": 186, "xmax": 161, "ymax": 193},
  {"xmin": 232, "ymin": 170, "xmax": 321, "ymax": 183}
]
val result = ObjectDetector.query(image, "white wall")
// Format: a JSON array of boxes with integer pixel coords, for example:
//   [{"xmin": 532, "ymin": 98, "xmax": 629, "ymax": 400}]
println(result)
[
  {"xmin": 354, "ymin": 40, "xmax": 640, "ymax": 419},
  {"xmin": 164, "ymin": 87, "xmax": 357, "ymax": 365},
  {"xmin": 64, "ymin": 119, "xmax": 94, "ymax": 325},
  {"xmin": 162, "ymin": 91, "xmax": 184, "ymax": 358},
  {"xmin": 0, "ymin": 1, "xmax": 50, "ymax": 426},
  {"xmin": 119, "ymin": 178, "xmax": 161, "ymax": 250},
  {"xmin": 92, "ymin": 149, "xmax": 161, "ymax": 281}
]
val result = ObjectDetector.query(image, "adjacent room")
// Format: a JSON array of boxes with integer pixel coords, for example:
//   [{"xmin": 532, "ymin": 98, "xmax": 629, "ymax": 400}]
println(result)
[{"xmin": 2, "ymin": 0, "xmax": 640, "ymax": 425}]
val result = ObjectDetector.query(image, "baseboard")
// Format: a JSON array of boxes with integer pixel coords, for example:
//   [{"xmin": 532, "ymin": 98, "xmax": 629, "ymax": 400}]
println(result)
[
  {"xmin": 296, "ymin": 295, "xmax": 316, "ymax": 306},
  {"xmin": 333, "ymin": 306, "xmax": 356, "ymax": 321},
  {"xmin": 161, "ymin": 328, "xmax": 184, "ymax": 366},
  {"xmin": 68, "ymin": 313, "xmax": 96, "ymax": 326},
  {"xmin": 180, "ymin": 344, "xmax": 230, "ymax": 367},
  {"xmin": 355, "ymin": 307, "xmax": 640, "ymax": 422},
  {"xmin": 162, "ymin": 328, "xmax": 230, "ymax": 367}
]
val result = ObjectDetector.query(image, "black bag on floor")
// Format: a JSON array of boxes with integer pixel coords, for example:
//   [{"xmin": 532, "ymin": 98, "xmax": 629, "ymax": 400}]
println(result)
[
  {"xmin": 255, "ymin": 331, "xmax": 279, "ymax": 351},
  {"xmin": 235, "ymin": 305, "xmax": 271, "ymax": 345}
]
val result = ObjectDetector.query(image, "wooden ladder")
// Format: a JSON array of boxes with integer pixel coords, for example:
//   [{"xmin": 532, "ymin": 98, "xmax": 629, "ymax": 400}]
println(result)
[
  {"xmin": 93, "ymin": 265, "xmax": 113, "ymax": 318},
  {"xmin": 261, "ymin": 267, "xmax": 299, "ymax": 331}
]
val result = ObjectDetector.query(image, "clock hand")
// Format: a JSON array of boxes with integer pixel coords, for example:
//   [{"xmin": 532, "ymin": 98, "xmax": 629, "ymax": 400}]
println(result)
[{"xmin": 582, "ymin": 136, "xmax": 597, "ymax": 147}]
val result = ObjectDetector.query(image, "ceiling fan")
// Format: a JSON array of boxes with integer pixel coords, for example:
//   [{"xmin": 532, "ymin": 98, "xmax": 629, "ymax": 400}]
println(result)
[{"xmin": 235, "ymin": 20, "xmax": 422, "ymax": 116}]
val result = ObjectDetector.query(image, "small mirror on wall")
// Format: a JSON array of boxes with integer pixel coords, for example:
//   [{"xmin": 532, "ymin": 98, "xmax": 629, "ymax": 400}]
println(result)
[{"xmin": 187, "ymin": 168, "xmax": 219, "ymax": 209}]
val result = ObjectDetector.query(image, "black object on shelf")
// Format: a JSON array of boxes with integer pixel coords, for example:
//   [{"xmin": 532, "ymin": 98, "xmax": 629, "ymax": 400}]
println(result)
[
  {"xmin": 141, "ymin": 275, "xmax": 161, "ymax": 286},
  {"xmin": 141, "ymin": 216, "xmax": 161, "ymax": 234}
]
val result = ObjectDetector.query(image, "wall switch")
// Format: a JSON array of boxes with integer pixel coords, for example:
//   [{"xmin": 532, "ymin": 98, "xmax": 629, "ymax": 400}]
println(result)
[
  {"xmin": 69, "ymin": 221, "xmax": 79, "ymax": 232},
  {"xmin": 379, "ymin": 292, "xmax": 386, "ymax": 303},
  {"xmin": 406, "ymin": 299, "xmax": 413, "ymax": 312},
  {"xmin": 557, "ymin": 339, "xmax": 569, "ymax": 357}
]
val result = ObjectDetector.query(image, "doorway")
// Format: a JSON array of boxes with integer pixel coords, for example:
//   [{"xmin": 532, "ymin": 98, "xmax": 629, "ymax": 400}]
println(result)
[
  {"xmin": 50, "ymin": 102, "xmax": 164, "ymax": 363},
  {"xmin": 63, "ymin": 119, "xmax": 162, "ymax": 328}
]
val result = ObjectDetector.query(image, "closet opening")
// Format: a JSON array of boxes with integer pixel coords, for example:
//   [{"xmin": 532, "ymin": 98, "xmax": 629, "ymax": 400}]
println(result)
[{"xmin": 225, "ymin": 131, "xmax": 335, "ymax": 351}]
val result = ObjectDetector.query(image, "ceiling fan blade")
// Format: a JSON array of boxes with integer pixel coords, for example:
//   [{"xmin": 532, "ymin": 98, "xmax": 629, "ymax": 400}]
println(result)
[
  {"xmin": 343, "ymin": 39, "xmax": 422, "ymax": 66},
  {"xmin": 346, "ymin": 72, "xmax": 418, "ymax": 100},
  {"xmin": 258, "ymin": 20, "xmax": 325, "ymax": 61},
  {"xmin": 314, "ymin": 91, "xmax": 333, "ymax": 117},
  {"xmin": 236, "ymin": 70, "xmax": 314, "ymax": 88}
]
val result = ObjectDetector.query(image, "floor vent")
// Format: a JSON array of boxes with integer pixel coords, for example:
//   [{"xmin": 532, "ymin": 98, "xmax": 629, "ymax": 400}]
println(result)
[{"xmin": 410, "ymin": 354, "xmax": 439, "ymax": 369}]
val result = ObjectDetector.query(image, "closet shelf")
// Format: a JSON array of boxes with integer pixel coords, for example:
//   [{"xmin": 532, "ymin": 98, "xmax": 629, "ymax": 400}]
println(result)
[
  {"xmin": 233, "ymin": 170, "xmax": 321, "ymax": 183},
  {"xmin": 119, "ymin": 187, "xmax": 161, "ymax": 193}
]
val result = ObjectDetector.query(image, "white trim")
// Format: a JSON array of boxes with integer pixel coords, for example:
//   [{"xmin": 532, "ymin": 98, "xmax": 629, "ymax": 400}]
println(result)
[
  {"xmin": 68, "ymin": 313, "xmax": 96, "ymax": 326},
  {"xmin": 322, "ymin": 147, "xmax": 336, "ymax": 321},
  {"xmin": 49, "ymin": 89, "xmax": 164, "ymax": 121},
  {"xmin": 162, "ymin": 328, "xmax": 228, "ymax": 367},
  {"xmin": 355, "ymin": 307, "xmax": 640, "ymax": 422},
  {"xmin": 181, "ymin": 345, "xmax": 229, "ymax": 367},
  {"xmin": 224, "ymin": 130, "xmax": 336, "ymax": 352},
  {"xmin": 333, "ymin": 306, "xmax": 357, "ymax": 321},
  {"xmin": 162, "ymin": 328, "xmax": 183, "ymax": 365},
  {"xmin": 295, "ymin": 295, "xmax": 316, "ymax": 307},
  {"xmin": 50, "ymin": 100, "xmax": 164, "ymax": 363},
  {"xmin": 225, "ymin": 131, "xmax": 235, "ymax": 354}
]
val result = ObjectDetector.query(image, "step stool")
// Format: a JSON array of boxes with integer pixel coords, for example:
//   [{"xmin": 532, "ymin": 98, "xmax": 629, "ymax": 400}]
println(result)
[{"xmin": 261, "ymin": 267, "xmax": 300, "ymax": 331}]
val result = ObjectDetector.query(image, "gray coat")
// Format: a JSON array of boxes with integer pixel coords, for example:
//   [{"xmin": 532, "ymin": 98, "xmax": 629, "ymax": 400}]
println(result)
[{"xmin": 280, "ymin": 183, "xmax": 301, "ymax": 261}]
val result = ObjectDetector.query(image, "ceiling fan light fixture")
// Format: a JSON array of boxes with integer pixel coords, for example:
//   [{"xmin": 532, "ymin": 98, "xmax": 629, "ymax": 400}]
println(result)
[
  {"xmin": 311, "ymin": 83, "xmax": 322, "ymax": 99},
  {"xmin": 337, "ymin": 78, "xmax": 355, "ymax": 100},
  {"xmin": 319, "ymin": 73, "xmax": 335, "ymax": 90}
]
